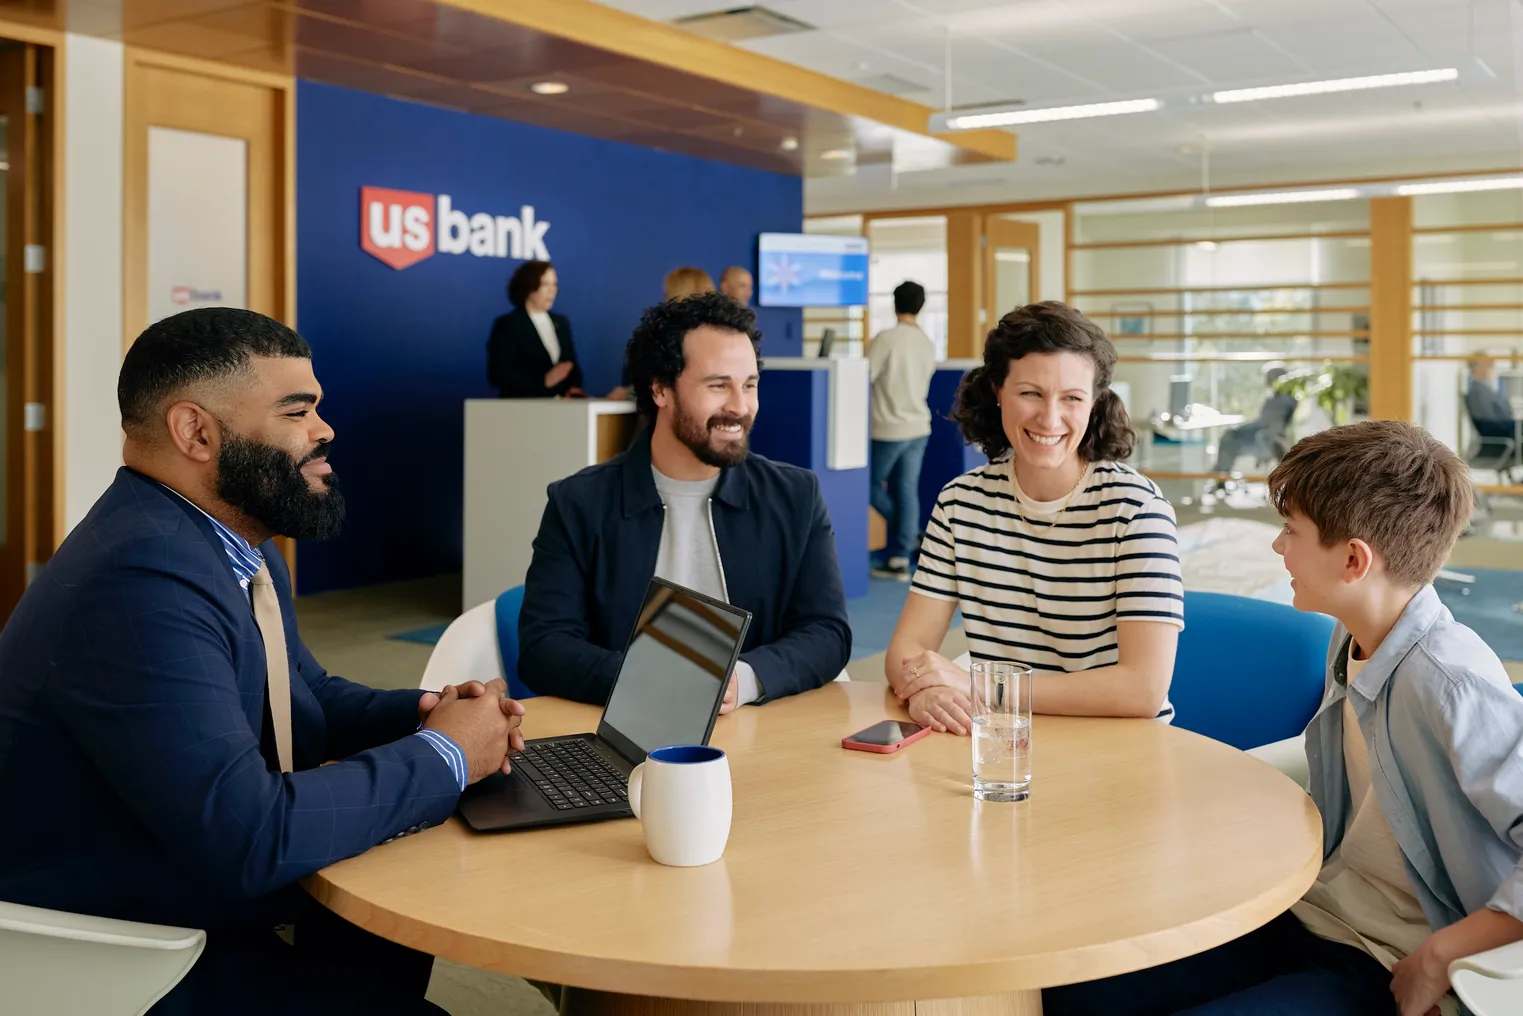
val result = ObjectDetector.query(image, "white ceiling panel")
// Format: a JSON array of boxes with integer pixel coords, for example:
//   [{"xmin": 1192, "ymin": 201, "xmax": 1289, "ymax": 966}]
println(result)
[
  {"xmin": 1250, "ymin": 10, "xmax": 1425, "ymax": 69},
  {"xmin": 1138, "ymin": 27, "xmax": 1308, "ymax": 82},
  {"xmin": 951, "ymin": 54, "xmax": 1112, "ymax": 104},
  {"xmin": 597, "ymin": 0, "xmax": 1523, "ymax": 208},
  {"xmin": 735, "ymin": 29, "xmax": 910, "ymax": 78},
  {"xmin": 990, "ymin": 31, "xmax": 1210, "ymax": 92}
]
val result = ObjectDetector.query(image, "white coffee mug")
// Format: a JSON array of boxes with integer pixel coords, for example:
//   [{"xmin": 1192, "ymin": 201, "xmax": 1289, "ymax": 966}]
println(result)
[{"xmin": 628, "ymin": 745, "xmax": 732, "ymax": 867}]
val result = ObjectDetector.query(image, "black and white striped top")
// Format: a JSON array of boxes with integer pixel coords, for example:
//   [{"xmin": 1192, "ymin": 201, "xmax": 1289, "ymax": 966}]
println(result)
[{"xmin": 912, "ymin": 458, "xmax": 1184, "ymax": 694}]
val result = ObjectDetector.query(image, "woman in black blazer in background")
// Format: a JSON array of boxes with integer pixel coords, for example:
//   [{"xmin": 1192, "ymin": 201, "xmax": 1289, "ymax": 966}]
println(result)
[{"xmin": 487, "ymin": 260, "xmax": 585, "ymax": 398}]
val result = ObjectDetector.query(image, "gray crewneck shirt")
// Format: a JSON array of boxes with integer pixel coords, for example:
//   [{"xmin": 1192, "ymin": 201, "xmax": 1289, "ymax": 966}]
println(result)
[
  {"xmin": 650, "ymin": 466, "xmax": 761, "ymax": 704},
  {"xmin": 651, "ymin": 467, "xmax": 726, "ymax": 602}
]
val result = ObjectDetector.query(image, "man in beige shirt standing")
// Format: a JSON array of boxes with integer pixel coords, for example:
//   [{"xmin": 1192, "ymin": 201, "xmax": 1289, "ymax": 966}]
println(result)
[{"xmin": 868, "ymin": 281, "xmax": 937, "ymax": 580}]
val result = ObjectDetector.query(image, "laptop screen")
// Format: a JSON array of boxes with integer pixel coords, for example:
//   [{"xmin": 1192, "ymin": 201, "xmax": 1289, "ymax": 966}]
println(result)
[{"xmin": 599, "ymin": 579, "xmax": 751, "ymax": 760}]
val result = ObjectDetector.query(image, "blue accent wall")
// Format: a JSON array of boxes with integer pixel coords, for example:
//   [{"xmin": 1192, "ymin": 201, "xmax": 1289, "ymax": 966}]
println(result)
[
  {"xmin": 748, "ymin": 370, "xmax": 869, "ymax": 599},
  {"xmin": 295, "ymin": 81, "xmax": 804, "ymax": 593}
]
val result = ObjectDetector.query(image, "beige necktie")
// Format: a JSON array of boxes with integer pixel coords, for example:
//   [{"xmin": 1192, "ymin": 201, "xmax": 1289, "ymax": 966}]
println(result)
[{"xmin": 249, "ymin": 563, "xmax": 294, "ymax": 773}]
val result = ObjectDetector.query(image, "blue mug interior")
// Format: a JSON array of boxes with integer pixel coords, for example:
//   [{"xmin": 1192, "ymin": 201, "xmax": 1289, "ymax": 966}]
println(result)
[{"xmin": 649, "ymin": 745, "xmax": 725, "ymax": 765}]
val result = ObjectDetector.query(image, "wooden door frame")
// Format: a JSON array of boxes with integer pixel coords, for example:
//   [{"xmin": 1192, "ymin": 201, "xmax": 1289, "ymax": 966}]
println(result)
[
  {"xmin": 122, "ymin": 48, "xmax": 298, "ymax": 580},
  {"xmin": 982, "ymin": 216, "xmax": 1041, "ymax": 331},
  {"xmin": 0, "ymin": 38, "xmax": 59, "ymax": 615},
  {"xmin": 123, "ymin": 48, "xmax": 294, "ymax": 346}
]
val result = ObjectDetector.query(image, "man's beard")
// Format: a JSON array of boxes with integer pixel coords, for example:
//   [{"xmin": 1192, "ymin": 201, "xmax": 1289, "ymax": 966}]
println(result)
[
  {"xmin": 672, "ymin": 397, "xmax": 754, "ymax": 469},
  {"xmin": 216, "ymin": 432, "xmax": 346, "ymax": 541}
]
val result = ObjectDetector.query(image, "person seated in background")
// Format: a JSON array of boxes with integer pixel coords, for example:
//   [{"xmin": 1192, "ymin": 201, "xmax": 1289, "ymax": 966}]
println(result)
[
  {"xmin": 1046, "ymin": 421, "xmax": 1523, "ymax": 1016},
  {"xmin": 0, "ymin": 308, "xmax": 526, "ymax": 1015},
  {"xmin": 1468, "ymin": 354, "xmax": 1518, "ymax": 440},
  {"xmin": 1211, "ymin": 361, "xmax": 1296, "ymax": 478},
  {"xmin": 487, "ymin": 260, "xmax": 585, "ymax": 398},
  {"xmin": 720, "ymin": 265, "xmax": 754, "ymax": 305},
  {"xmin": 868, "ymin": 280, "xmax": 936, "ymax": 581},
  {"xmin": 520, "ymin": 292, "xmax": 851, "ymax": 708},
  {"xmin": 886, "ymin": 302, "xmax": 1182, "ymax": 734},
  {"xmin": 664, "ymin": 265, "xmax": 716, "ymax": 300}
]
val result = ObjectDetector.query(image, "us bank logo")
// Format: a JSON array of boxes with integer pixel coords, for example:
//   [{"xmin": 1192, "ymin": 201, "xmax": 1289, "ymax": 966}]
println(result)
[{"xmin": 360, "ymin": 186, "xmax": 551, "ymax": 271}]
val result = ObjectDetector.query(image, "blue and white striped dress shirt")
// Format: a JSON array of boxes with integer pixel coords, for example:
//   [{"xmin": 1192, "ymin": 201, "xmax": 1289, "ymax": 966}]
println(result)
[{"xmin": 162, "ymin": 484, "xmax": 467, "ymax": 790}]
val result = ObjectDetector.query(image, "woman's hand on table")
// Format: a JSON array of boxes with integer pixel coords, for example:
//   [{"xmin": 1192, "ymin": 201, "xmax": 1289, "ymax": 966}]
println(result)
[
  {"xmin": 896, "ymin": 650, "xmax": 967, "ymax": 701},
  {"xmin": 907, "ymin": 686, "xmax": 973, "ymax": 736}
]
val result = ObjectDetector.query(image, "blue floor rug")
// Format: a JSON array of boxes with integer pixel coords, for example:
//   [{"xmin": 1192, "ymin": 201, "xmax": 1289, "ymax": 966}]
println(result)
[
  {"xmin": 392, "ymin": 623, "xmax": 448, "ymax": 645},
  {"xmin": 1434, "ymin": 567, "xmax": 1523, "ymax": 662}
]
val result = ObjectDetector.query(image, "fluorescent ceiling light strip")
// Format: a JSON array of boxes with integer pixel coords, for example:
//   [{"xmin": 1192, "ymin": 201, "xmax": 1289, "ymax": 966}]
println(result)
[
  {"xmin": 1395, "ymin": 176, "xmax": 1523, "ymax": 196},
  {"xmin": 1212, "ymin": 68, "xmax": 1458, "ymax": 104},
  {"xmin": 946, "ymin": 97, "xmax": 1161, "ymax": 130},
  {"xmin": 1205, "ymin": 188, "xmax": 1362, "ymax": 208}
]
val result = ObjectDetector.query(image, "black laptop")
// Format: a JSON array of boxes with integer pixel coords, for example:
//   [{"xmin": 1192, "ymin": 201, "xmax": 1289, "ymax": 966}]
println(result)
[{"xmin": 457, "ymin": 577, "xmax": 752, "ymax": 833}]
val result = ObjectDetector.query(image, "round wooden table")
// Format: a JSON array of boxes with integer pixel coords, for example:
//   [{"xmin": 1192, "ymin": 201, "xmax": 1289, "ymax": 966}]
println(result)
[{"xmin": 306, "ymin": 682, "xmax": 1321, "ymax": 1016}]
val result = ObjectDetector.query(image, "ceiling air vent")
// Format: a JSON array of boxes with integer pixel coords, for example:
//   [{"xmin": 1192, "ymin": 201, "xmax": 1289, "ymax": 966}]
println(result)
[
  {"xmin": 672, "ymin": 6, "xmax": 816, "ymax": 42},
  {"xmin": 853, "ymin": 73, "xmax": 930, "ymax": 96}
]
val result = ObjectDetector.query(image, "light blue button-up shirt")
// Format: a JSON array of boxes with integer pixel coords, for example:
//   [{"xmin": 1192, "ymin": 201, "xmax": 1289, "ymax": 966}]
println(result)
[
  {"xmin": 164, "ymin": 484, "xmax": 467, "ymax": 790},
  {"xmin": 1307, "ymin": 584, "xmax": 1523, "ymax": 931}
]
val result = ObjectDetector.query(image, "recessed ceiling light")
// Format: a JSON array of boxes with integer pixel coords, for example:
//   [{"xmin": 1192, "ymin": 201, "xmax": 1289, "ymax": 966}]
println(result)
[
  {"xmin": 530, "ymin": 81, "xmax": 569, "ymax": 96},
  {"xmin": 1205, "ymin": 188, "xmax": 1362, "ymax": 208},
  {"xmin": 821, "ymin": 148, "xmax": 853, "ymax": 160},
  {"xmin": 780, "ymin": 137, "xmax": 799, "ymax": 151},
  {"xmin": 1211, "ymin": 68, "xmax": 1457, "ymax": 104},
  {"xmin": 1395, "ymin": 175, "xmax": 1523, "ymax": 196},
  {"xmin": 942, "ymin": 97, "xmax": 1161, "ymax": 130}
]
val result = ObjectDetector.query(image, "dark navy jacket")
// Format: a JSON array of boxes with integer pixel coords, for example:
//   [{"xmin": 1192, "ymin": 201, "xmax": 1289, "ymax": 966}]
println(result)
[
  {"xmin": 0, "ymin": 469, "xmax": 460, "ymax": 930},
  {"xmin": 520, "ymin": 431, "xmax": 851, "ymax": 704}
]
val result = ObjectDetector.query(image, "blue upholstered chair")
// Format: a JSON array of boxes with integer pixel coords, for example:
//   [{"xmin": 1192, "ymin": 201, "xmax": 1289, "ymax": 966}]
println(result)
[
  {"xmin": 1169, "ymin": 591, "xmax": 1333, "ymax": 752},
  {"xmin": 493, "ymin": 585, "xmax": 535, "ymax": 700}
]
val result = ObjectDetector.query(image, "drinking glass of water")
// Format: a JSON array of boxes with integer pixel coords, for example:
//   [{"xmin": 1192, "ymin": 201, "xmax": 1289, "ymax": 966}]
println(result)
[{"xmin": 970, "ymin": 661, "xmax": 1032, "ymax": 802}]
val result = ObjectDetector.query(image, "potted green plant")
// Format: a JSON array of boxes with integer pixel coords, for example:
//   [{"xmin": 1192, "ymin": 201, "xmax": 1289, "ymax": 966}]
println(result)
[{"xmin": 1273, "ymin": 363, "xmax": 1369, "ymax": 425}]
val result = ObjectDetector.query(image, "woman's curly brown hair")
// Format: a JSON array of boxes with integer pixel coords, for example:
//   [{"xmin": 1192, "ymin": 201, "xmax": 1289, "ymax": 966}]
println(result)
[{"xmin": 952, "ymin": 301, "xmax": 1133, "ymax": 462}]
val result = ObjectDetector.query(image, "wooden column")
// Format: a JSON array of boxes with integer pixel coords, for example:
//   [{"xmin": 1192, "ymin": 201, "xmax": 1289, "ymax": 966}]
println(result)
[
  {"xmin": 946, "ymin": 210, "xmax": 982, "ymax": 359},
  {"xmin": 1368, "ymin": 196, "xmax": 1413, "ymax": 421}
]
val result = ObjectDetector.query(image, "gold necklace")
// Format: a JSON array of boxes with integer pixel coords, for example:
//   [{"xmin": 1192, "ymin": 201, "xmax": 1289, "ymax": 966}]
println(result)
[{"xmin": 1011, "ymin": 464, "xmax": 1087, "ymax": 531}]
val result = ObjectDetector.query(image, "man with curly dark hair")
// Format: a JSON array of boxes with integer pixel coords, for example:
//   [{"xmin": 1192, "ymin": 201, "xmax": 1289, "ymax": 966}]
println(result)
[{"xmin": 519, "ymin": 292, "xmax": 852, "ymax": 709}]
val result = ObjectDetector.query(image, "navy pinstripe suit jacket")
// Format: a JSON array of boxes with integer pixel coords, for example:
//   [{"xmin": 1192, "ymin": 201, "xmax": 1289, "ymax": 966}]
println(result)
[{"xmin": 0, "ymin": 469, "xmax": 460, "ymax": 930}]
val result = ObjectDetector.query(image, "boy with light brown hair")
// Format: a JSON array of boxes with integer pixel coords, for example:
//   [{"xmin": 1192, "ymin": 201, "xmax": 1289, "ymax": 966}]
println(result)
[{"xmin": 1046, "ymin": 420, "xmax": 1523, "ymax": 1016}]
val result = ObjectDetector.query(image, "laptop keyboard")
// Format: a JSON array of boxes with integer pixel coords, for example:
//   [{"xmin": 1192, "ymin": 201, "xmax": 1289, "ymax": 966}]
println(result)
[{"xmin": 513, "ymin": 739, "xmax": 629, "ymax": 811}]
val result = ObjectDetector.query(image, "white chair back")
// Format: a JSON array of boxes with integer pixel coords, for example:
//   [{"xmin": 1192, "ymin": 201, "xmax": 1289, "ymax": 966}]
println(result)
[
  {"xmin": 420, "ymin": 600, "xmax": 504, "ymax": 691},
  {"xmin": 1450, "ymin": 940, "xmax": 1523, "ymax": 1016},
  {"xmin": 0, "ymin": 901, "xmax": 205, "ymax": 1016}
]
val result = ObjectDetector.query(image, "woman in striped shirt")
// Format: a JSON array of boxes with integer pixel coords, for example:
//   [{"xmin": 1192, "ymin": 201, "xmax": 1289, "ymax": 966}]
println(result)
[{"xmin": 886, "ymin": 302, "xmax": 1184, "ymax": 734}]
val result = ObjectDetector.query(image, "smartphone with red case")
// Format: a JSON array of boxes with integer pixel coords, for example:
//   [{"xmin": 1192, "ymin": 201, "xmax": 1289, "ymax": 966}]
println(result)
[{"xmin": 842, "ymin": 719, "xmax": 932, "ymax": 754}]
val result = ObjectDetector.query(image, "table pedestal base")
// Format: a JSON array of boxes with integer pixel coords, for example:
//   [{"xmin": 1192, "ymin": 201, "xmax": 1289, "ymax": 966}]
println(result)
[{"xmin": 562, "ymin": 989, "xmax": 1042, "ymax": 1016}]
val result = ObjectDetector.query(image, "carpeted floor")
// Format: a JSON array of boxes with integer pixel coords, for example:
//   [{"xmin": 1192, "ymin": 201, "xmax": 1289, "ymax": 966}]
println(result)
[{"xmin": 1433, "ymin": 568, "xmax": 1523, "ymax": 661}]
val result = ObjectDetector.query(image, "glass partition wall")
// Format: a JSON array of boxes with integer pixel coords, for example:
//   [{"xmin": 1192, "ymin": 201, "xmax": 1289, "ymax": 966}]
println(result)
[
  {"xmin": 1069, "ymin": 197, "xmax": 1372, "ymax": 487},
  {"xmin": 1411, "ymin": 192, "xmax": 1523, "ymax": 499},
  {"xmin": 865, "ymin": 216, "xmax": 949, "ymax": 360},
  {"xmin": 810, "ymin": 183, "xmax": 1523, "ymax": 512}
]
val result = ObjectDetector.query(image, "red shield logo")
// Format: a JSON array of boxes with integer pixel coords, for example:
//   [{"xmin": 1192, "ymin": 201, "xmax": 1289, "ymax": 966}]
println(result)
[{"xmin": 361, "ymin": 186, "xmax": 435, "ymax": 270}]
